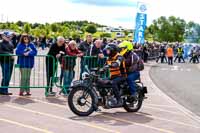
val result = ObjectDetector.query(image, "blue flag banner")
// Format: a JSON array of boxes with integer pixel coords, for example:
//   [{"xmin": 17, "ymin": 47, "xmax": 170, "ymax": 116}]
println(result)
[{"xmin": 134, "ymin": 2, "xmax": 147, "ymax": 44}]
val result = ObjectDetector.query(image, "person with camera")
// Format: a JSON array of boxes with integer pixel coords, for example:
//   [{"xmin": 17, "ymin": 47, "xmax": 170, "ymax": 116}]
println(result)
[{"xmin": 16, "ymin": 34, "xmax": 37, "ymax": 96}]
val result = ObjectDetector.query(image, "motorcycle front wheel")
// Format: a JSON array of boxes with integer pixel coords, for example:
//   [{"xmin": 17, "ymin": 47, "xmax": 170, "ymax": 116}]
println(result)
[{"xmin": 68, "ymin": 87, "xmax": 96, "ymax": 116}]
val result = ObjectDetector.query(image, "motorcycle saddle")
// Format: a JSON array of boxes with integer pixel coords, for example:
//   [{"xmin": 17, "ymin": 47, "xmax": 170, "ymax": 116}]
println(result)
[{"xmin": 97, "ymin": 79, "xmax": 112, "ymax": 87}]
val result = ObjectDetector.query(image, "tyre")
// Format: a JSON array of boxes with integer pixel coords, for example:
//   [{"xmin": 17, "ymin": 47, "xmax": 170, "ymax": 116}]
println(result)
[
  {"xmin": 68, "ymin": 87, "xmax": 96, "ymax": 116},
  {"xmin": 123, "ymin": 90, "xmax": 144, "ymax": 112}
]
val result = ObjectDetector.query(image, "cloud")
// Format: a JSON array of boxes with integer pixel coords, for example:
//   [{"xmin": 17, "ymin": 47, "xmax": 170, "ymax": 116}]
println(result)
[
  {"xmin": 115, "ymin": 17, "xmax": 134, "ymax": 22},
  {"xmin": 68, "ymin": 0, "xmax": 137, "ymax": 7},
  {"xmin": 0, "ymin": 0, "xmax": 200, "ymax": 29}
]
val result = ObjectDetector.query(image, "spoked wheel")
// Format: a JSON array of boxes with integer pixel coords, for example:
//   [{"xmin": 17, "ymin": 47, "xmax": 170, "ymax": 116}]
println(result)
[
  {"xmin": 68, "ymin": 87, "xmax": 96, "ymax": 116},
  {"xmin": 123, "ymin": 91, "xmax": 143, "ymax": 112}
]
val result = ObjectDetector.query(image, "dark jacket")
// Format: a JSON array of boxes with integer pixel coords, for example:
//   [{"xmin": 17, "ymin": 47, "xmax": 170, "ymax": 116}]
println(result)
[
  {"xmin": 16, "ymin": 43, "xmax": 37, "ymax": 68},
  {"xmin": 46, "ymin": 43, "xmax": 66, "ymax": 76},
  {"xmin": 88, "ymin": 45, "xmax": 102, "ymax": 56},
  {"xmin": 78, "ymin": 41, "xmax": 91, "ymax": 55},
  {"xmin": 0, "ymin": 40, "xmax": 14, "ymax": 63},
  {"xmin": 47, "ymin": 43, "xmax": 66, "ymax": 57},
  {"xmin": 47, "ymin": 43, "xmax": 66, "ymax": 63},
  {"xmin": 124, "ymin": 51, "xmax": 139, "ymax": 73},
  {"xmin": 79, "ymin": 41, "xmax": 102, "ymax": 56}
]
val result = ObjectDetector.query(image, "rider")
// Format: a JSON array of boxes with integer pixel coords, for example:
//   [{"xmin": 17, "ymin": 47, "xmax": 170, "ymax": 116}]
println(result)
[
  {"xmin": 118, "ymin": 41, "xmax": 141, "ymax": 98},
  {"xmin": 104, "ymin": 44, "xmax": 127, "ymax": 106}
]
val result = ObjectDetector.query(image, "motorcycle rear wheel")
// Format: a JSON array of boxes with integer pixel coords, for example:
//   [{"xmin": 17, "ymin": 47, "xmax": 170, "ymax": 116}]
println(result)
[{"xmin": 123, "ymin": 91, "xmax": 143, "ymax": 112}]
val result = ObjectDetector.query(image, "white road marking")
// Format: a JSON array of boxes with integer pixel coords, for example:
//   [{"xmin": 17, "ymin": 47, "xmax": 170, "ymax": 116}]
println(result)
[
  {"xmin": 186, "ymin": 68, "xmax": 191, "ymax": 72},
  {"xmin": 161, "ymin": 68, "xmax": 168, "ymax": 71},
  {"xmin": 160, "ymin": 66, "xmax": 192, "ymax": 72},
  {"xmin": 171, "ymin": 66, "xmax": 179, "ymax": 71}
]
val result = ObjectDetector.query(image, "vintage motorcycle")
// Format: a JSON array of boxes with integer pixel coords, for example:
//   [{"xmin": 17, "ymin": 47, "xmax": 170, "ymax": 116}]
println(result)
[{"xmin": 68, "ymin": 66, "xmax": 147, "ymax": 116}]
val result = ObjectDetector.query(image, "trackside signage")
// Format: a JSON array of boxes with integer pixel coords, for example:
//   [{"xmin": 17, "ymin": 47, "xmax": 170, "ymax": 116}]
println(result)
[{"xmin": 134, "ymin": 2, "xmax": 147, "ymax": 44}]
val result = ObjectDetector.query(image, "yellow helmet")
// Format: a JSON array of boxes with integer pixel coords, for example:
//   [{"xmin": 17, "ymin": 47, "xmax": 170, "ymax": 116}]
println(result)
[{"xmin": 118, "ymin": 41, "xmax": 133, "ymax": 55}]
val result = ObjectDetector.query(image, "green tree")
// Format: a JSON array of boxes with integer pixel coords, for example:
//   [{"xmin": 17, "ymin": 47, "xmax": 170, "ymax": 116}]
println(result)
[
  {"xmin": 185, "ymin": 21, "xmax": 200, "ymax": 43},
  {"xmin": 71, "ymin": 32, "xmax": 80, "ymax": 40},
  {"xmin": 100, "ymin": 33, "xmax": 111, "ymax": 38},
  {"xmin": 24, "ymin": 23, "xmax": 31, "ymax": 33},
  {"xmin": 10, "ymin": 23, "xmax": 21, "ymax": 32},
  {"xmin": 147, "ymin": 16, "xmax": 186, "ymax": 42},
  {"xmin": 0, "ymin": 23, "xmax": 8, "ymax": 29},
  {"xmin": 51, "ymin": 23, "xmax": 58, "ymax": 32},
  {"xmin": 85, "ymin": 24, "xmax": 97, "ymax": 34},
  {"xmin": 16, "ymin": 21, "xmax": 24, "ymax": 27},
  {"xmin": 124, "ymin": 30, "xmax": 129, "ymax": 36}
]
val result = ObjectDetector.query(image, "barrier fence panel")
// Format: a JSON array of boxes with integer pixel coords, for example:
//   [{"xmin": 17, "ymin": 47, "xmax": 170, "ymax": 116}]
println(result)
[
  {"xmin": 0, "ymin": 54, "xmax": 109, "ymax": 96},
  {"xmin": 82, "ymin": 56, "xmax": 109, "ymax": 78},
  {"xmin": 0, "ymin": 54, "xmax": 56, "ymax": 96},
  {"xmin": 55, "ymin": 56, "xmax": 78, "ymax": 95},
  {"xmin": 148, "ymin": 49, "xmax": 159, "ymax": 60}
]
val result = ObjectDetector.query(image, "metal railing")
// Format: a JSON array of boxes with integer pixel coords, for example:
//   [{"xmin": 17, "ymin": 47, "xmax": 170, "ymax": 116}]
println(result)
[
  {"xmin": 0, "ymin": 54, "xmax": 109, "ymax": 96},
  {"xmin": 0, "ymin": 54, "xmax": 56, "ymax": 96}
]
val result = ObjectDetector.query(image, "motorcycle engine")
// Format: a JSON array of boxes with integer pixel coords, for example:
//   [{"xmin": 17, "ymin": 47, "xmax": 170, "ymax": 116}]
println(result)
[{"xmin": 106, "ymin": 96, "xmax": 117, "ymax": 108}]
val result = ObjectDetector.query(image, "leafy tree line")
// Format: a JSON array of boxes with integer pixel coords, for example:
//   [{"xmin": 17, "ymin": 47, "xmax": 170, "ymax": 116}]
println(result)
[
  {"xmin": 145, "ymin": 16, "xmax": 200, "ymax": 43},
  {"xmin": 1, "ymin": 17, "xmax": 200, "ymax": 42},
  {"xmin": 0, "ymin": 20, "xmax": 103, "ymax": 39}
]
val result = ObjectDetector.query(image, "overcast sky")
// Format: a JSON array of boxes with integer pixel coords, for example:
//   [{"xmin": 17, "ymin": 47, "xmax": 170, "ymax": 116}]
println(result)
[{"xmin": 0, "ymin": 0, "xmax": 199, "ymax": 28}]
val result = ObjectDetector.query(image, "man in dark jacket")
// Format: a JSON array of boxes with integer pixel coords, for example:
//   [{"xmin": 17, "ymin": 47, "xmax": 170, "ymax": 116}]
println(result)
[
  {"xmin": 78, "ymin": 35, "xmax": 103, "ymax": 78},
  {"xmin": 156, "ymin": 44, "xmax": 167, "ymax": 63},
  {"xmin": 78, "ymin": 34, "xmax": 93, "ymax": 55},
  {"xmin": 46, "ymin": 36, "xmax": 66, "ymax": 95},
  {"xmin": 0, "ymin": 32, "xmax": 14, "ymax": 95}
]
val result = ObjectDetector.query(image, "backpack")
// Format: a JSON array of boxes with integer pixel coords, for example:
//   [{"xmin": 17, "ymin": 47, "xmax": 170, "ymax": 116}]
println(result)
[
  {"xmin": 132, "ymin": 52, "xmax": 144, "ymax": 71},
  {"xmin": 137, "ymin": 57, "xmax": 144, "ymax": 71}
]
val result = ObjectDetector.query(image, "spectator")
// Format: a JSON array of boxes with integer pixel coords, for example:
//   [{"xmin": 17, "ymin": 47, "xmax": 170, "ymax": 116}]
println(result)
[
  {"xmin": 11, "ymin": 33, "xmax": 18, "ymax": 48},
  {"xmin": 156, "ymin": 44, "xmax": 167, "ymax": 63},
  {"xmin": 142, "ymin": 45, "xmax": 149, "ymax": 63},
  {"xmin": 174, "ymin": 45, "xmax": 185, "ymax": 63},
  {"xmin": 102, "ymin": 38, "xmax": 108, "ymax": 49},
  {"xmin": 0, "ymin": 32, "xmax": 14, "ymax": 95},
  {"xmin": 92, "ymin": 40, "xmax": 104, "ymax": 57},
  {"xmin": 62, "ymin": 40, "xmax": 83, "ymax": 95},
  {"xmin": 166, "ymin": 45, "xmax": 174, "ymax": 65},
  {"xmin": 40, "ymin": 35, "xmax": 46, "ymax": 50},
  {"xmin": 16, "ymin": 34, "xmax": 37, "ymax": 96},
  {"xmin": 78, "ymin": 34, "xmax": 93, "ymax": 55},
  {"xmin": 78, "ymin": 34, "xmax": 93, "ymax": 78},
  {"xmin": 189, "ymin": 47, "xmax": 199, "ymax": 63},
  {"xmin": 46, "ymin": 36, "xmax": 66, "ymax": 95}
]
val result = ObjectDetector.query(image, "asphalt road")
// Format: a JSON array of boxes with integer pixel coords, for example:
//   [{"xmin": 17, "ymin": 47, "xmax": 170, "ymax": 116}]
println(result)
[{"xmin": 150, "ymin": 62, "xmax": 200, "ymax": 116}]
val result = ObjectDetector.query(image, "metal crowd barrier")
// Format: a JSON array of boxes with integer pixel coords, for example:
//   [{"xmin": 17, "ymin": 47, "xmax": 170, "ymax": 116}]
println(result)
[
  {"xmin": 0, "ymin": 54, "xmax": 56, "ymax": 96},
  {"xmin": 148, "ymin": 49, "xmax": 160, "ymax": 60},
  {"xmin": 1, "ymin": 51, "xmax": 161, "ymax": 97},
  {"xmin": 0, "ymin": 54, "xmax": 110, "ymax": 96},
  {"xmin": 56, "ymin": 56, "xmax": 109, "ymax": 95},
  {"xmin": 82, "ymin": 56, "xmax": 109, "ymax": 78}
]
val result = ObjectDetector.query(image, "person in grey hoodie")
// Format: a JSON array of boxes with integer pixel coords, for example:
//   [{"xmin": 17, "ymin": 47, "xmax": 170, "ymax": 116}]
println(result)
[{"xmin": 0, "ymin": 32, "xmax": 14, "ymax": 95}]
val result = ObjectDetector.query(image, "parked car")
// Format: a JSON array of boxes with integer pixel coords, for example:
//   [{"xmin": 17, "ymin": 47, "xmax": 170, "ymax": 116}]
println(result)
[{"xmin": 116, "ymin": 32, "xmax": 125, "ymax": 38}]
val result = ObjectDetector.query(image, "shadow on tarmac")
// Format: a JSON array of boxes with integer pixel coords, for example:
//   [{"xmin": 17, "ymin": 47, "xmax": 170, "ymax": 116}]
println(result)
[
  {"xmin": 45, "ymin": 97, "xmax": 67, "ymax": 105},
  {"xmin": 12, "ymin": 97, "xmax": 35, "ymax": 105},
  {"xmin": 69, "ymin": 111, "xmax": 154, "ymax": 126},
  {"xmin": 0, "ymin": 96, "xmax": 11, "ymax": 103}
]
